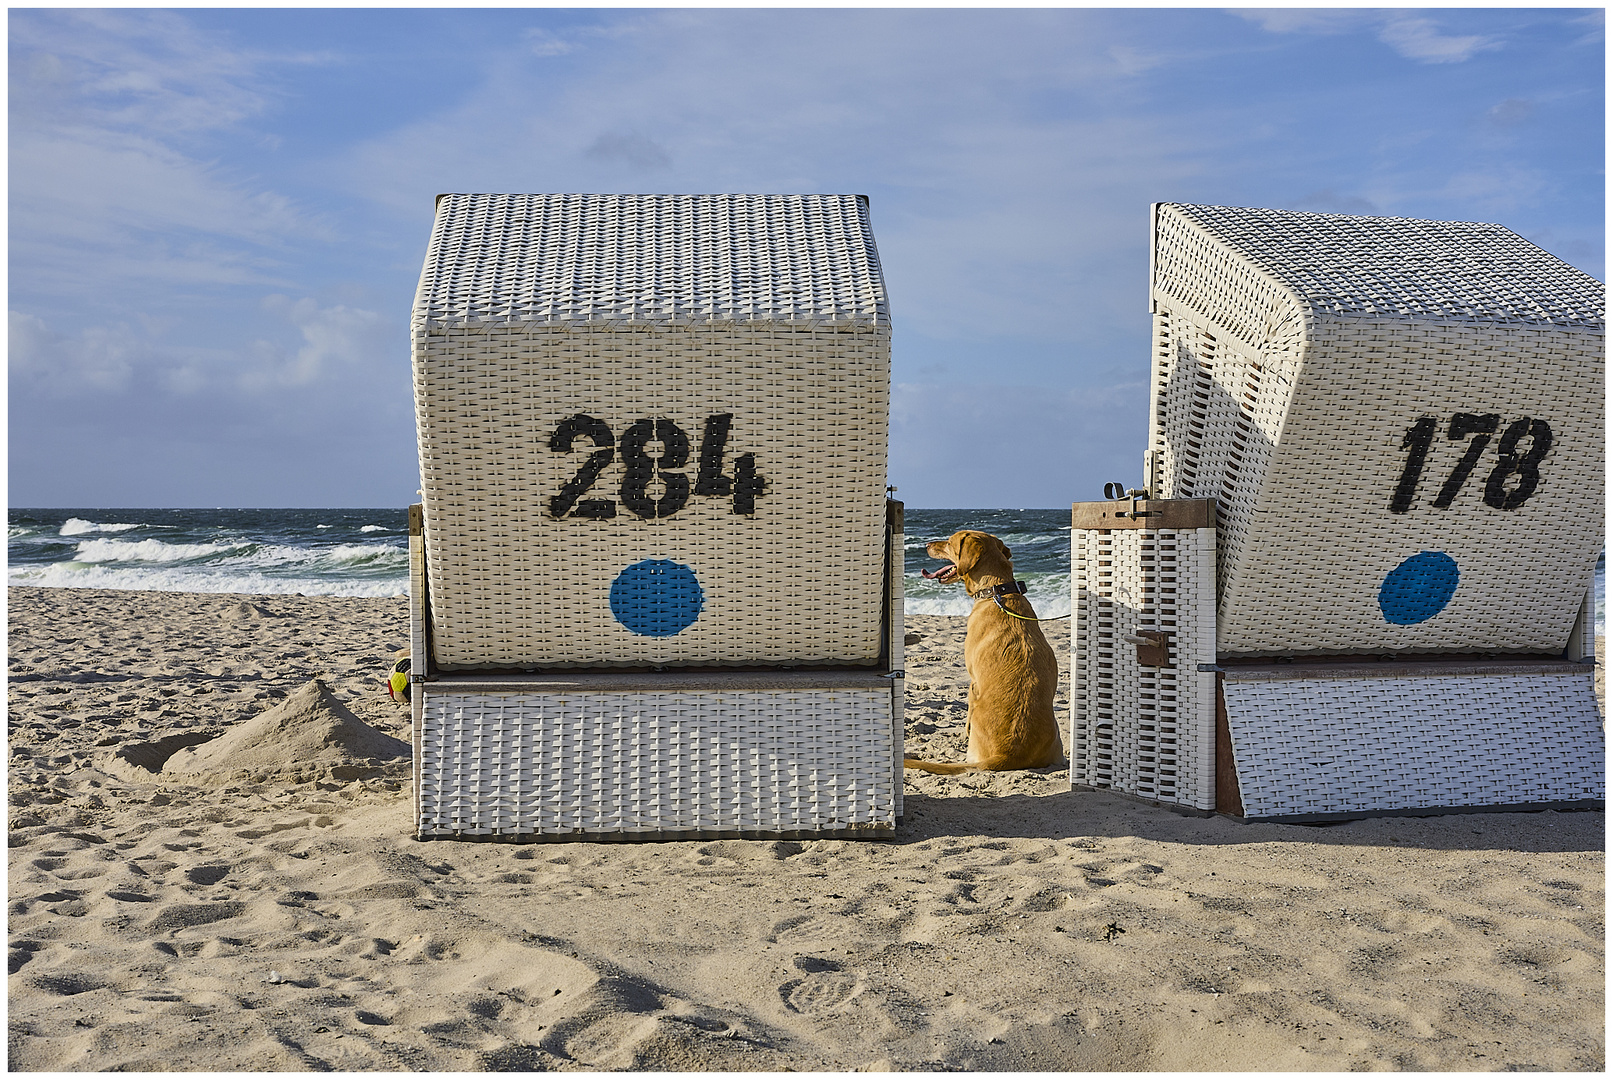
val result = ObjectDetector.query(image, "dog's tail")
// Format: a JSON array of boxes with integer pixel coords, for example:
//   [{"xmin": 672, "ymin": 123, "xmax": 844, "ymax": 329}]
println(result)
[{"xmin": 903, "ymin": 757, "xmax": 989, "ymax": 775}]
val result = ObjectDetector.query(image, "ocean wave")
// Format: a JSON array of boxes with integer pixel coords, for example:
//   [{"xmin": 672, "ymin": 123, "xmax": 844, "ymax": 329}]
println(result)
[
  {"xmin": 7, "ymin": 560, "xmax": 406, "ymax": 598},
  {"xmin": 990, "ymin": 531, "xmax": 1067, "ymax": 547},
  {"xmin": 904, "ymin": 534, "xmax": 1067, "ymax": 554},
  {"xmin": 74, "ymin": 537, "xmax": 250, "ymax": 564},
  {"xmin": 904, "ymin": 571, "xmax": 1070, "ymax": 618},
  {"xmin": 360, "ymin": 524, "xmax": 389, "ymax": 532},
  {"xmin": 68, "ymin": 535, "xmax": 406, "ymax": 569},
  {"xmin": 60, "ymin": 518, "xmax": 144, "ymax": 536},
  {"xmin": 309, "ymin": 544, "xmax": 409, "ymax": 571}
]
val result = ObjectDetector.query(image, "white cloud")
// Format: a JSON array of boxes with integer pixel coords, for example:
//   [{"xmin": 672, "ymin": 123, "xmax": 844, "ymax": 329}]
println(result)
[
  {"xmin": 9, "ymin": 10, "xmax": 329, "ymax": 304},
  {"xmin": 9, "ymin": 311, "xmax": 138, "ymax": 396},
  {"xmin": 12, "ymin": 296, "xmax": 388, "ymax": 404},
  {"xmin": 1106, "ymin": 45, "xmax": 1164, "ymax": 77},
  {"xmin": 1377, "ymin": 16, "xmax": 1498, "ymax": 64},
  {"xmin": 241, "ymin": 298, "xmax": 387, "ymax": 390},
  {"xmin": 1485, "ymin": 98, "xmax": 1537, "ymax": 128},
  {"xmin": 13, "ymin": 128, "xmax": 316, "ymax": 249},
  {"xmin": 9, "ymin": 9, "xmax": 305, "ymax": 135},
  {"xmin": 1564, "ymin": 10, "xmax": 1605, "ymax": 46},
  {"xmin": 523, "ymin": 28, "xmax": 578, "ymax": 58},
  {"xmin": 1229, "ymin": 10, "xmax": 1368, "ymax": 36},
  {"xmin": 1235, "ymin": 9, "xmax": 1501, "ymax": 64}
]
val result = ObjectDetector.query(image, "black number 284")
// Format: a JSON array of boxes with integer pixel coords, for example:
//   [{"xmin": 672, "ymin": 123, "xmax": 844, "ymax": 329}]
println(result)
[
  {"xmin": 1389, "ymin": 413, "xmax": 1552, "ymax": 513},
  {"xmin": 548, "ymin": 413, "xmax": 767, "ymax": 520}
]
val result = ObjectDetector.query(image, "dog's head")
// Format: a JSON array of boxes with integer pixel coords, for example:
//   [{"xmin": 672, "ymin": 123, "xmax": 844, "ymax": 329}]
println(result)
[{"xmin": 923, "ymin": 530, "xmax": 1013, "ymax": 587}]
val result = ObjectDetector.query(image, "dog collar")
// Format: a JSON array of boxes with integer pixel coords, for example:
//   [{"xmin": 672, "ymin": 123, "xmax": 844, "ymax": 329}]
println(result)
[{"xmin": 969, "ymin": 581, "xmax": 1028, "ymax": 600}]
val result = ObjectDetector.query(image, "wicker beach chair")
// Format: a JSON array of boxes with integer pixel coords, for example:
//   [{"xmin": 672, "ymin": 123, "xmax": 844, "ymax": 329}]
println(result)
[
  {"xmin": 408, "ymin": 194, "xmax": 902, "ymax": 839},
  {"xmin": 1072, "ymin": 204, "xmax": 1604, "ymax": 821}
]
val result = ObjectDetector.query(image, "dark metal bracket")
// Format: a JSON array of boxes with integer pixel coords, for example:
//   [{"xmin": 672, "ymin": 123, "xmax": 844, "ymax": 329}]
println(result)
[{"xmin": 1124, "ymin": 630, "xmax": 1171, "ymax": 667}]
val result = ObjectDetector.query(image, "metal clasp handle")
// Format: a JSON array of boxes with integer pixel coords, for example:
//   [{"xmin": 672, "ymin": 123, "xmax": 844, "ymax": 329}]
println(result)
[{"xmin": 1123, "ymin": 630, "xmax": 1171, "ymax": 667}]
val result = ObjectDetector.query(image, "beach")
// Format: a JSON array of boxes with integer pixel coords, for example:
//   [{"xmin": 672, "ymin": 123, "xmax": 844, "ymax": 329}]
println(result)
[{"xmin": 7, "ymin": 585, "xmax": 1604, "ymax": 1071}]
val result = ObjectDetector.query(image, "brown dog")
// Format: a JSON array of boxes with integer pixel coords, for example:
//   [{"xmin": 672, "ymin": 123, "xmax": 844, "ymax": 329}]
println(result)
[{"xmin": 904, "ymin": 530, "xmax": 1063, "ymax": 774}]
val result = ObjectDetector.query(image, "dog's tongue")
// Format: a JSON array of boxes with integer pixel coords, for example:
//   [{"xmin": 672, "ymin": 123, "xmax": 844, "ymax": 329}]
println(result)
[{"xmin": 922, "ymin": 564, "xmax": 958, "ymax": 583}]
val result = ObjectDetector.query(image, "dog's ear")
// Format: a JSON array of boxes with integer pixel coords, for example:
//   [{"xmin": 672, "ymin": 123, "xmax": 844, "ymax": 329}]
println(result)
[
  {"xmin": 953, "ymin": 532, "xmax": 983, "ymax": 573},
  {"xmin": 993, "ymin": 537, "xmax": 1012, "ymax": 562}
]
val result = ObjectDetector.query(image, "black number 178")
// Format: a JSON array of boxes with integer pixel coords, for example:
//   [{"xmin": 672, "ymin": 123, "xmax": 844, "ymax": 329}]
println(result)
[{"xmin": 1389, "ymin": 413, "xmax": 1552, "ymax": 513}]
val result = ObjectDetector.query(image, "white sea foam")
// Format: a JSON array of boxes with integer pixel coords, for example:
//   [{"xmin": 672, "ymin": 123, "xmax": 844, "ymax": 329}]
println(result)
[
  {"xmin": 74, "ymin": 537, "xmax": 248, "ymax": 563},
  {"xmin": 360, "ymin": 525, "xmax": 388, "ymax": 532},
  {"xmin": 60, "ymin": 518, "xmax": 143, "ymax": 536},
  {"xmin": 310, "ymin": 543, "xmax": 408, "ymax": 568},
  {"xmin": 7, "ymin": 559, "xmax": 407, "ymax": 598},
  {"xmin": 904, "ymin": 530, "xmax": 1066, "ymax": 550},
  {"xmin": 12, "ymin": 530, "xmax": 410, "ymax": 598},
  {"xmin": 904, "ymin": 571, "xmax": 1070, "ymax": 618},
  {"xmin": 991, "ymin": 531, "xmax": 1066, "ymax": 547}
]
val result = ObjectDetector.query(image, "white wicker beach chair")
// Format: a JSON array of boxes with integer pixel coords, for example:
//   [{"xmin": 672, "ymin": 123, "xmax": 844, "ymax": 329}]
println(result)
[
  {"xmin": 408, "ymin": 194, "xmax": 902, "ymax": 839},
  {"xmin": 1072, "ymin": 204, "xmax": 1604, "ymax": 821}
]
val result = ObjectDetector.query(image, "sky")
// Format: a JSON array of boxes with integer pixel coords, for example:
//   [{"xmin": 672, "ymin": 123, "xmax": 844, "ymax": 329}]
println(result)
[{"xmin": 8, "ymin": 6, "xmax": 1605, "ymax": 509}]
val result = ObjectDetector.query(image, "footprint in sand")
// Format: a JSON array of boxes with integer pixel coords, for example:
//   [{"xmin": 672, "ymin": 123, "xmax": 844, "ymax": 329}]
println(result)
[
  {"xmin": 779, "ymin": 956, "xmax": 861, "ymax": 1015},
  {"xmin": 184, "ymin": 865, "xmax": 231, "ymax": 886},
  {"xmin": 30, "ymin": 971, "xmax": 105, "ymax": 996},
  {"xmin": 696, "ymin": 840, "xmax": 804, "ymax": 863},
  {"xmin": 145, "ymin": 901, "xmax": 247, "ymax": 933},
  {"xmin": 105, "ymin": 890, "xmax": 154, "ymax": 903},
  {"xmin": 9, "ymin": 940, "xmax": 46, "ymax": 974}
]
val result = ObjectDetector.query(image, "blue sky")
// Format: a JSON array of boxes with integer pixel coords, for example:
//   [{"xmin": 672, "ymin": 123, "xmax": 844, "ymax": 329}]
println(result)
[{"xmin": 9, "ymin": 7, "xmax": 1604, "ymax": 508}]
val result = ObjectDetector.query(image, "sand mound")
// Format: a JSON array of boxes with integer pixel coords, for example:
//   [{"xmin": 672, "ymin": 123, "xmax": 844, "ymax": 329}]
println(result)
[
  {"xmin": 224, "ymin": 601, "xmax": 278, "ymax": 621},
  {"xmin": 160, "ymin": 678, "xmax": 409, "ymax": 784},
  {"xmin": 105, "ymin": 731, "xmax": 222, "ymax": 780}
]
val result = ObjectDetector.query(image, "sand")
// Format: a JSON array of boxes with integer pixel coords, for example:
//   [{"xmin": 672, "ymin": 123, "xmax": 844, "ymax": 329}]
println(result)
[{"xmin": 7, "ymin": 585, "xmax": 1604, "ymax": 1071}]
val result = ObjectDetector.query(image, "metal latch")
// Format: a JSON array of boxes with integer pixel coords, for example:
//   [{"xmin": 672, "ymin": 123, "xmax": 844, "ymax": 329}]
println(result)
[
  {"xmin": 1103, "ymin": 482, "xmax": 1155, "ymax": 520},
  {"xmin": 1123, "ymin": 630, "xmax": 1171, "ymax": 667}
]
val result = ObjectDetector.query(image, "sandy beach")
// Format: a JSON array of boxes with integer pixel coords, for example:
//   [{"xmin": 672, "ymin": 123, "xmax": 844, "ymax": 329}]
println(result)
[{"xmin": 7, "ymin": 585, "xmax": 1604, "ymax": 1071}]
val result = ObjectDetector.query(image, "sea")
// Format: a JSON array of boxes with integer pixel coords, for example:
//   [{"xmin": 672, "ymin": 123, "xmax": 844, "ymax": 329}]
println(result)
[{"xmin": 7, "ymin": 507, "xmax": 1605, "ymax": 628}]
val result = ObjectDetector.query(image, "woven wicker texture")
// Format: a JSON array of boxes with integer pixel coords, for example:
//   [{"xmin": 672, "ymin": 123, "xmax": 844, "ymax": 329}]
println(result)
[
  {"xmin": 1567, "ymin": 581, "xmax": 1598, "ymax": 662},
  {"xmin": 1148, "ymin": 204, "xmax": 1605, "ymax": 656},
  {"xmin": 1156, "ymin": 204, "xmax": 1604, "ymax": 328},
  {"xmin": 1222, "ymin": 670, "xmax": 1605, "ymax": 818},
  {"xmin": 1071, "ymin": 523, "xmax": 1218, "ymax": 811},
  {"xmin": 418, "ymin": 194, "xmax": 888, "ymax": 330},
  {"xmin": 415, "ymin": 687, "xmax": 897, "ymax": 837},
  {"xmin": 412, "ymin": 195, "xmax": 891, "ymax": 668},
  {"xmin": 887, "ymin": 508, "xmax": 906, "ymax": 820}
]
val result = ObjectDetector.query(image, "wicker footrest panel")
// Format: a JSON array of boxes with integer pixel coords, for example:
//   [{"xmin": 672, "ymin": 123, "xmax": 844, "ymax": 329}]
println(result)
[
  {"xmin": 1222, "ymin": 669, "xmax": 1605, "ymax": 820},
  {"xmin": 416, "ymin": 687, "xmax": 897, "ymax": 838}
]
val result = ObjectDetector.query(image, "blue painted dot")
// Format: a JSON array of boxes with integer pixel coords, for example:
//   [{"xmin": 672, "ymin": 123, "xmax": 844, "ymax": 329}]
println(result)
[
  {"xmin": 1378, "ymin": 551, "xmax": 1459, "ymax": 625},
  {"xmin": 610, "ymin": 560, "xmax": 704, "ymax": 637}
]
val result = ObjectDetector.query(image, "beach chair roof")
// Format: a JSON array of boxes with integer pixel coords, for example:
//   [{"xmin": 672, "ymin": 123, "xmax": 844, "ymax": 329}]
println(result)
[
  {"xmin": 414, "ymin": 193, "xmax": 889, "ymax": 331},
  {"xmin": 1156, "ymin": 203, "xmax": 1604, "ymax": 330}
]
